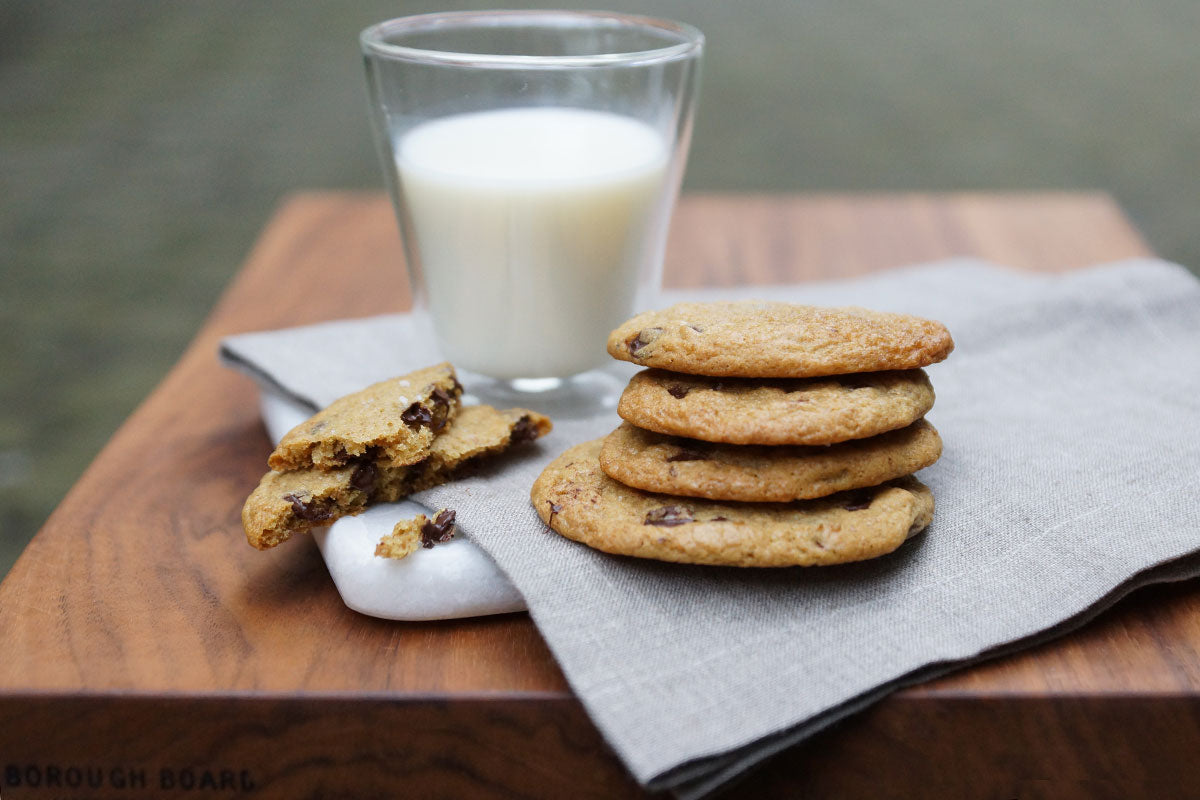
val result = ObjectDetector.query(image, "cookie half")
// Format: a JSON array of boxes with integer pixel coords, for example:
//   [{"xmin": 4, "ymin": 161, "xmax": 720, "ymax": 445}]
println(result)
[
  {"xmin": 268, "ymin": 362, "xmax": 463, "ymax": 471},
  {"xmin": 243, "ymin": 464, "xmax": 373, "ymax": 550},
  {"xmin": 599, "ymin": 419, "xmax": 941, "ymax": 502},
  {"xmin": 532, "ymin": 439, "xmax": 933, "ymax": 567},
  {"xmin": 607, "ymin": 302, "xmax": 953, "ymax": 378},
  {"xmin": 244, "ymin": 406, "xmax": 551, "ymax": 550},
  {"xmin": 618, "ymin": 368, "xmax": 935, "ymax": 445}
]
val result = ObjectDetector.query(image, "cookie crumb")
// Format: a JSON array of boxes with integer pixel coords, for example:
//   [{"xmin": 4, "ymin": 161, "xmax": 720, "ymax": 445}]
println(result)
[
  {"xmin": 375, "ymin": 518, "xmax": 421, "ymax": 559},
  {"xmin": 376, "ymin": 508, "xmax": 456, "ymax": 559}
]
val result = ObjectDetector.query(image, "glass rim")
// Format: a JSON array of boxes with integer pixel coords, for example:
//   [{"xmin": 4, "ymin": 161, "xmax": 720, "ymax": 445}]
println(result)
[{"xmin": 360, "ymin": 10, "xmax": 704, "ymax": 68}]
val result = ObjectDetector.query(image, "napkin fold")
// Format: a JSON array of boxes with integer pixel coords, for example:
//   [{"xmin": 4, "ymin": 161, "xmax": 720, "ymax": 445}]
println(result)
[{"xmin": 221, "ymin": 258, "xmax": 1200, "ymax": 797}]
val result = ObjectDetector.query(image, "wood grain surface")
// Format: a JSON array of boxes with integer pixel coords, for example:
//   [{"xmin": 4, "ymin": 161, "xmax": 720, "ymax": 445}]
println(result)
[{"xmin": 4, "ymin": 192, "xmax": 1196, "ymax": 799}]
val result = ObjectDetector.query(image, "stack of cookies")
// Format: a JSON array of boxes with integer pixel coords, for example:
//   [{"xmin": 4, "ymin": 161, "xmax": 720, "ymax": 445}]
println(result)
[
  {"xmin": 532, "ymin": 302, "xmax": 953, "ymax": 567},
  {"xmin": 242, "ymin": 362, "xmax": 551, "ymax": 555}
]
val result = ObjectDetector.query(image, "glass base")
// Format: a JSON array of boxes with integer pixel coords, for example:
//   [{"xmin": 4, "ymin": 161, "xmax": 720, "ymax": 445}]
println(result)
[{"xmin": 459, "ymin": 364, "xmax": 632, "ymax": 419}]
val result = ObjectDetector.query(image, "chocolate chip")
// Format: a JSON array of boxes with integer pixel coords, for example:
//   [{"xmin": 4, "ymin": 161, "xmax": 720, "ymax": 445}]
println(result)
[
  {"xmin": 349, "ymin": 462, "xmax": 377, "ymax": 494},
  {"xmin": 401, "ymin": 401, "xmax": 432, "ymax": 429},
  {"xmin": 398, "ymin": 457, "xmax": 432, "ymax": 491},
  {"xmin": 547, "ymin": 501, "xmax": 562, "ymax": 528},
  {"xmin": 450, "ymin": 376, "xmax": 464, "ymax": 397},
  {"xmin": 420, "ymin": 508, "xmax": 456, "ymax": 548},
  {"xmin": 510, "ymin": 415, "xmax": 540, "ymax": 444},
  {"xmin": 842, "ymin": 491, "xmax": 873, "ymax": 511},
  {"xmin": 283, "ymin": 493, "xmax": 333, "ymax": 523},
  {"xmin": 667, "ymin": 447, "xmax": 707, "ymax": 462},
  {"xmin": 644, "ymin": 505, "xmax": 694, "ymax": 526},
  {"xmin": 428, "ymin": 386, "xmax": 453, "ymax": 431},
  {"xmin": 627, "ymin": 327, "xmax": 663, "ymax": 357},
  {"xmin": 666, "ymin": 384, "xmax": 690, "ymax": 399}
]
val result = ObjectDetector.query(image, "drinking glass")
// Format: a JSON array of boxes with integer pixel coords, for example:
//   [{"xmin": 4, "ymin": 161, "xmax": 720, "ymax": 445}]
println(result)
[{"xmin": 361, "ymin": 11, "xmax": 703, "ymax": 405}]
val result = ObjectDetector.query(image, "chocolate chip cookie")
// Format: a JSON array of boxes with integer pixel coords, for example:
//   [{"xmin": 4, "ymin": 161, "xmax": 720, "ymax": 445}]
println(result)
[
  {"xmin": 617, "ymin": 368, "xmax": 935, "ymax": 445},
  {"xmin": 599, "ymin": 419, "xmax": 941, "ymax": 502},
  {"xmin": 244, "ymin": 405, "xmax": 551, "ymax": 550},
  {"xmin": 268, "ymin": 362, "xmax": 462, "ymax": 471},
  {"xmin": 607, "ymin": 302, "xmax": 953, "ymax": 378},
  {"xmin": 532, "ymin": 439, "xmax": 933, "ymax": 567}
]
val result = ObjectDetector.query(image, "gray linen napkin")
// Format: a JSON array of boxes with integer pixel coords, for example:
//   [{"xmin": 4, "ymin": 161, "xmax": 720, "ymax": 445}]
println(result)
[{"xmin": 221, "ymin": 258, "xmax": 1200, "ymax": 797}]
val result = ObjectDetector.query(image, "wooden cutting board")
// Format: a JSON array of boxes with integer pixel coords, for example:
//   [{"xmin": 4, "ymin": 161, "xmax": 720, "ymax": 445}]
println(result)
[{"xmin": 6, "ymin": 192, "xmax": 1194, "ymax": 800}]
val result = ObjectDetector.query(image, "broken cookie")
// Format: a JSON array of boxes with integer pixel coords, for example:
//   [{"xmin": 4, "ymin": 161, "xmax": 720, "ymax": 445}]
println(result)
[
  {"xmin": 268, "ymin": 362, "xmax": 463, "ymax": 471},
  {"xmin": 244, "ymin": 405, "xmax": 551, "ymax": 550}
]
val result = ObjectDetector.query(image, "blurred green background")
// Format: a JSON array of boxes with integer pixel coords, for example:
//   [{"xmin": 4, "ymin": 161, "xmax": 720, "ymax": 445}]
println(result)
[{"xmin": 2, "ymin": 0, "xmax": 1198, "ymax": 579}]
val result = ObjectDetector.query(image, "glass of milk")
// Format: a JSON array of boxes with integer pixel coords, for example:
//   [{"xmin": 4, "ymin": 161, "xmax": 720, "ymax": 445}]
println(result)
[{"xmin": 361, "ymin": 11, "xmax": 703, "ymax": 406}]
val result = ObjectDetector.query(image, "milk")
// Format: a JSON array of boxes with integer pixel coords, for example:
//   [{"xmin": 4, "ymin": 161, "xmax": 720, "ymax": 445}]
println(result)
[{"xmin": 396, "ymin": 107, "xmax": 670, "ymax": 380}]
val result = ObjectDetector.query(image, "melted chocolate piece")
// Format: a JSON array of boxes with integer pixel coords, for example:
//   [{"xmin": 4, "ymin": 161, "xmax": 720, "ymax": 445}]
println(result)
[
  {"xmin": 283, "ymin": 493, "xmax": 333, "ymax": 523},
  {"xmin": 667, "ymin": 447, "xmax": 708, "ymax": 462},
  {"xmin": 510, "ymin": 415, "xmax": 540, "ymax": 444},
  {"xmin": 627, "ymin": 327, "xmax": 663, "ymax": 357},
  {"xmin": 395, "ymin": 457, "xmax": 431, "ymax": 494},
  {"xmin": 842, "ymin": 491, "xmax": 874, "ymax": 511},
  {"xmin": 420, "ymin": 508, "xmax": 457, "ymax": 548},
  {"xmin": 349, "ymin": 462, "xmax": 377, "ymax": 494},
  {"xmin": 666, "ymin": 384, "xmax": 690, "ymax": 399},
  {"xmin": 428, "ymin": 386, "xmax": 453, "ymax": 431},
  {"xmin": 644, "ymin": 505, "xmax": 694, "ymax": 526},
  {"xmin": 401, "ymin": 401, "xmax": 433, "ymax": 429},
  {"xmin": 332, "ymin": 444, "xmax": 382, "ymax": 466}
]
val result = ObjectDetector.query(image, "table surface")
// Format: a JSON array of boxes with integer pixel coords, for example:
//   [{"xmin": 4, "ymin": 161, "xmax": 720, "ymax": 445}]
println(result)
[{"xmin": 4, "ymin": 192, "xmax": 1197, "ymax": 799}]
